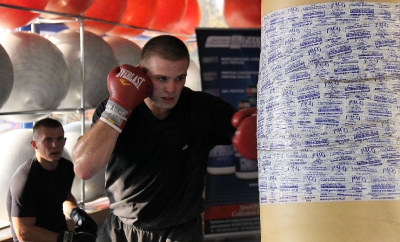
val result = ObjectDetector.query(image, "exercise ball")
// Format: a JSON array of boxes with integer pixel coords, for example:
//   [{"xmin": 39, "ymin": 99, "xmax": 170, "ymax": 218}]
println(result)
[
  {"xmin": 186, "ymin": 60, "xmax": 201, "ymax": 91},
  {"xmin": 64, "ymin": 0, "xmax": 127, "ymax": 35},
  {"xmin": 49, "ymin": 29, "xmax": 118, "ymax": 108},
  {"xmin": 0, "ymin": 123, "xmax": 11, "ymax": 134},
  {"xmin": 106, "ymin": 0, "xmax": 156, "ymax": 38},
  {"xmin": 0, "ymin": 43, "xmax": 13, "ymax": 109},
  {"xmin": 41, "ymin": 0, "xmax": 94, "ymax": 19},
  {"xmin": 147, "ymin": 0, "xmax": 187, "ymax": 32},
  {"xmin": 223, "ymin": 0, "xmax": 261, "ymax": 28},
  {"xmin": 0, "ymin": 32, "xmax": 69, "ymax": 122},
  {"xmin": 0, "ymin": 0, "xmax": 49, "ymax": 29},
  {"xmin": 103, "ymin": 36, "xmax": 141, "ymax": 66},
  {"xmin": 171, "ymin": 0, "xmax": 201, "ymax": 36},
  {"xmin": 0, "ymin": 129, "xmax": 71, "ymax": 220}
]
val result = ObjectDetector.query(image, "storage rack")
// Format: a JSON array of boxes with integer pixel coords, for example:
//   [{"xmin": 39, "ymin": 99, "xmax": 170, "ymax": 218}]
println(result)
[{"xmin": 0, "ymin": 2, "xmax": 191, "ymax": 205}]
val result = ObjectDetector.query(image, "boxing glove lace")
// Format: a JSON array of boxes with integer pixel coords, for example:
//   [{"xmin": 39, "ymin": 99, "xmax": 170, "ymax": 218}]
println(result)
[{"xmin": 101, "ymin": 64, "xmax": 152, "ymax": 132}]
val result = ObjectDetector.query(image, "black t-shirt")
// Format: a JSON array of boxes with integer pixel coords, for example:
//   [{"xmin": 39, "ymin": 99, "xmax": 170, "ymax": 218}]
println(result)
[
  {"xmin": 7, "ymin": 157, "xmax": 75, "ymax": 239},
  {"xmin": 93, "ymin": 87, "xmax": 236, "ymax": 229}
]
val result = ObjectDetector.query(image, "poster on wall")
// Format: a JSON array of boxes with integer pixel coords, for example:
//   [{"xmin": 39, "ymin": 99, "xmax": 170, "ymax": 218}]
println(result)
[{"xmin": 196, "ymin": 28, "xmax": 261, "ymax": 237}]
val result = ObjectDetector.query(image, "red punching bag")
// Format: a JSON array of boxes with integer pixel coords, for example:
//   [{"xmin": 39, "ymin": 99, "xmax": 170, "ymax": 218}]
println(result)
[
  {"xmin": 107, "ymin": 0, "xmax": 156, "ymax": 38},
  {"xmin": 224, "ymin": 0, "xmax": 261, "ymax": 28},
  {"xmin": 0, "ymin": 0, "xmax": 49, "ymax": 29}
]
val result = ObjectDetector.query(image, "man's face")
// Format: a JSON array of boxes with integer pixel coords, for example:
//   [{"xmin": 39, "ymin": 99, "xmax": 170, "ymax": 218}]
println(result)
[
  {"xmin": 142, "ymin": 56, "xmax": 189, "ymax": 112},
  {"xmin": 31, "ymin": 126, "xmax": 66, "ymax": 163}
]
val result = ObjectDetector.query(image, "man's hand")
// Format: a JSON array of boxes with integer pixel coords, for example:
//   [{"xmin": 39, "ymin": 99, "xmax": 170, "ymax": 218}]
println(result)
[
  {"xmin": 70, "ymin": 208, "xmax": 98, "ymax": 236},
  {"xmin": 101, "ymin": 64, "xmax": 153, "ymax": 132}
]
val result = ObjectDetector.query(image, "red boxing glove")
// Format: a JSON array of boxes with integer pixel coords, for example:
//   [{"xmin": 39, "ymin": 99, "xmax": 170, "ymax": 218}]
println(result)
[
  {"xmin": 101, "ymin": 64, "xmax": 152, "ymax": 132},
  {"xmin": 231, "ymin": 107, "xmax": 257, "ymax": 160}
]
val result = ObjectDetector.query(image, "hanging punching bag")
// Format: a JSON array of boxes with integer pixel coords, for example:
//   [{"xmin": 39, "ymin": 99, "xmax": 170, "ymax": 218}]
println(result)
[{"xmin": 258, "ymin": 0, "xmax": 400, "ymax": 241}]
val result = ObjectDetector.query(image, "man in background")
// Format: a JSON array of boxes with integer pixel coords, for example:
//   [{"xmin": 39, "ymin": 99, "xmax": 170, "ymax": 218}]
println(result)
[{"xmin": 7, "ymin": 117, "xmax": 98, "ymax": 242}]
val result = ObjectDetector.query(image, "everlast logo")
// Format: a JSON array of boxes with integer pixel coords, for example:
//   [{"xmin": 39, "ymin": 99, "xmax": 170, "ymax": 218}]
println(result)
[{"xmin": 117, "ymin": 67, "xmax": 146, "ymax": 90}]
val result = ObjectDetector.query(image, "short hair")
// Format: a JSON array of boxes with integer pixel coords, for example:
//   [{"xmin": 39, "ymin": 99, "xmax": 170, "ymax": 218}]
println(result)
[
  {"xmin": 33, "ymin": 118, "xmax": 63, "ymax": 139},
  {"xmin": 140, "ymin": 35, "xmax": 190, "ymax": 65}
]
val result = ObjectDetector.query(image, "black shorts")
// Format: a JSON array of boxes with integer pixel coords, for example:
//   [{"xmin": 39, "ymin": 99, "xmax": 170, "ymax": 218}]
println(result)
[{"xmin": 96, "ymin": 212, "xmax": 204, "ymax": 242}]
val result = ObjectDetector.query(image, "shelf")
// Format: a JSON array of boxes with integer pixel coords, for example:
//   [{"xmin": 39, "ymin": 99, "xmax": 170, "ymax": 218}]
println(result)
[{"xmin": 0, "ymin": 3, "xmax": 193, "ymax": 38}]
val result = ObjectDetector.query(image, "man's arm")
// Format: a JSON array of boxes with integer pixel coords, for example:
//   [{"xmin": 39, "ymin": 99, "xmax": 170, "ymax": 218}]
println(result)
[
  {"xmin": 63, "ymin": 192, "xmax": 79, "ymax": 216},
  {"xmin": 72, "ymin": 64, "xmax": 152, "ymax": 180},
  {"xmin": 72, "ymin": 122, "xmax": 118, "ymax": 180},
  {"xmin": 12, "ymin": 217, "xmax": 59, "ymax": 242},
  {"xmin": 12, "ymin": 216, "xmax": 96, "ymax": 242}
]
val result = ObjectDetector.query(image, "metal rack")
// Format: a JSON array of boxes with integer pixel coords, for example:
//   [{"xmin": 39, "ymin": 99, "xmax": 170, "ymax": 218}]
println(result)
[{"xmin": 0, "ymin": 3, "xmax": 191, "ymax": 205}]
